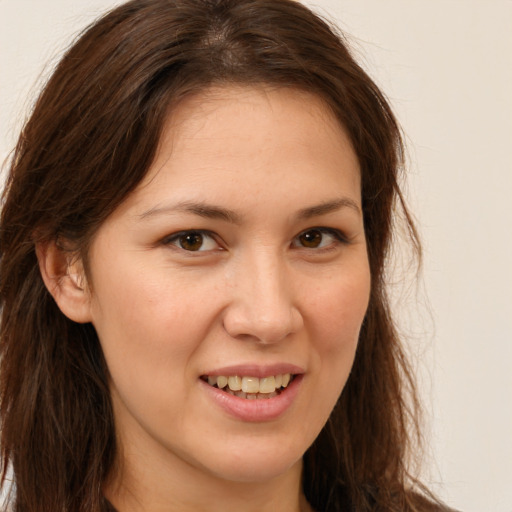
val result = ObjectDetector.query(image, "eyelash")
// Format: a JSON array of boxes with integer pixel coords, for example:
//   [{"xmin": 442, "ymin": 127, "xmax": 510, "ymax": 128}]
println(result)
[
  {"xmin": 162, "ymin": 230, "xmax": 220, "ymax": 253},
  {"xmin": 292, "ymin": 227, "xmax": 349, "ymax": 250},
  {"xmin": 162, "ymin": 227, "xmax": 349, "ymax": 253}
]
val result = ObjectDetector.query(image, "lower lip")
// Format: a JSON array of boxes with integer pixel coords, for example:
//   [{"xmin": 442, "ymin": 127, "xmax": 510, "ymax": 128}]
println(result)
[{"xmin": 200, "ymin": 375, "xmax": 303, "ymax": 422}]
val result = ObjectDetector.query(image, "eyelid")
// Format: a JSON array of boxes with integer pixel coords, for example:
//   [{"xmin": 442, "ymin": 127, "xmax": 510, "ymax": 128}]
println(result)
[
  {"xmin": 292, "ymin": 227, "xmax": 350, "ymax": 249},
  {"xmin": 160, "ymin": 227, "xmax": 349, "ymax": 253},
  {"xmin": 162, "ymin": 230, "xmax": 222, "ymax": 252}
]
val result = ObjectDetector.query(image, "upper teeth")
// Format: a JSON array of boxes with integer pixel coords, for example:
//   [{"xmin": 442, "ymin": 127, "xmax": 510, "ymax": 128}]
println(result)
[{"xmin": 207, "ymin": 374, "xmax": 292, "ymax": 394}]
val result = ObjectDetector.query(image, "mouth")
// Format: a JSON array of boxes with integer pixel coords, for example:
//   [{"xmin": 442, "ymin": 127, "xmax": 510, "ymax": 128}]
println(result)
[{"xmin": 200, "ymin": 373, "xmax": 296, "ymax": 399}]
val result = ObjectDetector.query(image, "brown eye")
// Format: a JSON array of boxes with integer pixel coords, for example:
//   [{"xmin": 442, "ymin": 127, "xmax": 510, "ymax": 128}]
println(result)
[
  {"xmin": 293, "ymin": 228, "xmax": 345, "ymax": 250},
  {"xmin": 298, "ymin": 229, "xmax": 323, "ymax": 248},
  {"xmin": 178, "ymin": 232, "xmax": 204, "ymax": 251},
  {"xmin": 165, "ymin": 231, "xmax": 219, "ymax": 252}
]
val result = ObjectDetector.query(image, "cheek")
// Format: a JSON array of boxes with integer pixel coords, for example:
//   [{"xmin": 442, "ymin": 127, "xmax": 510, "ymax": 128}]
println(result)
[
  {"xmin": 292, "ymin": 265, "xmax": 370, "ymax": 448},
  {"xmin": 88, "ymin": 268, "xmax": 224, "ymax": 436},
  {"xmin": 306, "ymin": 264, "xmax": 371, "ymax": 398},
  {"xmin": 308, "ymin": 264, "xmax": 371, "ymax": 350},
  {"xmin": 89, "ymin": 263, "xmax": 221, "ymax": 395},
  {"xmin": 92, "ymin": 261, "xmax": 215, "ymax": 340}
]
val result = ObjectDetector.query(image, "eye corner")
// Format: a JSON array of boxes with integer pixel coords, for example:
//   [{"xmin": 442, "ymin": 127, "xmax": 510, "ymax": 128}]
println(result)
[
  {"xmin": 161, "ymin": 229, "xmax": 224, "ymax": 253},
  {"xmin": 292, "ymin": 227, "xmax": 350, "ymax": 251}
]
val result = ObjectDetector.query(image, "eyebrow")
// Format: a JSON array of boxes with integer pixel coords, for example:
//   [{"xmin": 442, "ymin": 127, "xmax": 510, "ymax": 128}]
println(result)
[
  {"xmin": 137, "ymin": 197, "xmax": 361, "ymax": 223},
  {"xmin": 138, "ymin": 201, "xmax": 242, "ymax": 224},
  {"xmin": 296, "ymin": 198, "xmax": 361, "ymax": 219}
]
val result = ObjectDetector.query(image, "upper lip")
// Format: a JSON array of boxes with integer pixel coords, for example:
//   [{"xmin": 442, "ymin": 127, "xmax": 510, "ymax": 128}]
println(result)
[{"xmin": 201, "ymin": 363, "xmax": 305, "ymax": 378}]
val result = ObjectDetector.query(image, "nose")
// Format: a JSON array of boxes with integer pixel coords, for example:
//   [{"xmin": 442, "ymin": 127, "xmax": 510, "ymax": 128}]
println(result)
[{"xmin": 222, "ymin": 250, "xmax": 304, "ymax": 344}]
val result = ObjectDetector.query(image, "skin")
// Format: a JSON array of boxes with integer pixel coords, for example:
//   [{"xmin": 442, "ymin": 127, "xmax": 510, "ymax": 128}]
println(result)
[{"xmin": 42, "ymin": 86, "xmax": 371, "ymax": 511}]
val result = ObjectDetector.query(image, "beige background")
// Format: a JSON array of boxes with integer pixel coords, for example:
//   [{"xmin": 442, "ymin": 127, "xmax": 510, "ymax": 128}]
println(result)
[{"xmin": 1, "ymin": 1, "xmax": 511, "ymax": 511}]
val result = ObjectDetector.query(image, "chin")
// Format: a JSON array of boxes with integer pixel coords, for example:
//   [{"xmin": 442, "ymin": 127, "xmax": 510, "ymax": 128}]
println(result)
[{"xmin": 197, "ymin": 440, "xmax": 305, "ymax": 484}]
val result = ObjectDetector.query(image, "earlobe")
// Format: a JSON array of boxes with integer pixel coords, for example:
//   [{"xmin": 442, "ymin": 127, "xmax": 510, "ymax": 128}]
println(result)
[{"xmin": 35, "ymin": 241, "xmax": 93, "ymax": 324}]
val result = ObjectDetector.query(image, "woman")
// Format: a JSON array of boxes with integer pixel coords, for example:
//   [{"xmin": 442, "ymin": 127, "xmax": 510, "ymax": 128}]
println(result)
[{"xmin": 0, "ymin": 0, "xmax": 448, "ymax": 510}]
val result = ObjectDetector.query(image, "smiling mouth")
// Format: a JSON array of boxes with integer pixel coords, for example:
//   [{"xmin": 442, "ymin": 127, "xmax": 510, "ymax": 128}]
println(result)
[{"xmin": 201, "ymin": 374, "xmax": 295, "ymax": 399}]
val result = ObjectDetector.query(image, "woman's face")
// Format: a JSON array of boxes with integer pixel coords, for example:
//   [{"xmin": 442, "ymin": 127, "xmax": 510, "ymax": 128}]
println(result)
[{"xmin": 85, "ymin": 86, "xmax": 370, "ymax": 487}]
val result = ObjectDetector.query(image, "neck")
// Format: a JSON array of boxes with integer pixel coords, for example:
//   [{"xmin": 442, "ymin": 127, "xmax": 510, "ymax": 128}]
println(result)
[{"xmin": 104, "ymin": 444, "xmax": 311, "ymax": 512}]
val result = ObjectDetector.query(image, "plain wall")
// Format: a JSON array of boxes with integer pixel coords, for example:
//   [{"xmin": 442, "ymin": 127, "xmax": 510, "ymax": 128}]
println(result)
[{"xmin": 1, "ymin": 1, "xmax": 511, "ymax": 511}]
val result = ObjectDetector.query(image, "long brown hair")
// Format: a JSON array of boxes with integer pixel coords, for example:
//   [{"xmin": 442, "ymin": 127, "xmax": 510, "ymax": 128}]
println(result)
[{"xmin": 1, "ymin": 1, "xmax": 441, "ymax": 510}]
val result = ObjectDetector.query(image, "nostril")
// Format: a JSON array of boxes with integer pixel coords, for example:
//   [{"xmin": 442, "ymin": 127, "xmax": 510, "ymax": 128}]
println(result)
[{"xmin": 222, "ymin": 306, "xmax": 303, "ymax": 344}]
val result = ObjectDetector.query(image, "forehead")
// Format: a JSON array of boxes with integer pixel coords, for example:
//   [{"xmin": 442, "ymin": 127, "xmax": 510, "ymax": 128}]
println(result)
[
  {"xmin": 120, "ymin": 85, "xmax": 361, "ymax": 218},
  {"xmin": 161, "ymin": 85, "xmax": 356, "ymax": 167}
]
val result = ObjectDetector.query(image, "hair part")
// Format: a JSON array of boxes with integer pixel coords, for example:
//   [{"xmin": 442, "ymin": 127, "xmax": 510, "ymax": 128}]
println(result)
[{"xmin": 1, "ymin": 1, "xmax": 441, "ymax": 510}]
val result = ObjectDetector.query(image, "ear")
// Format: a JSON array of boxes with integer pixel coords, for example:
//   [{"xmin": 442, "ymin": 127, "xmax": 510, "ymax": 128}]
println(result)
[{"xmin": 36, "ymin": 240, "xmax": 93, "ymax": 323}]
